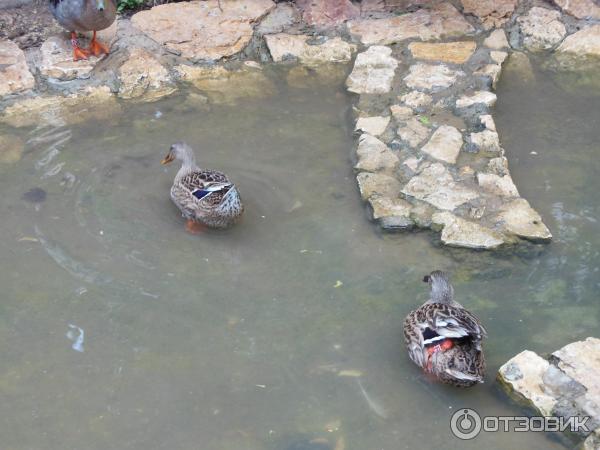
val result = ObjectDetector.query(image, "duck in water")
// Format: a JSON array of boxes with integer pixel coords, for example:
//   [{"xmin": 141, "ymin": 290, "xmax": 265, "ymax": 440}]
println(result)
[
  {"xmin": 404, "ymin": 270, "xmax": 487, "ymax": 387},
  {"xmin": 49, "ymin": 0, "xmax": 116, "ymax": 61}
]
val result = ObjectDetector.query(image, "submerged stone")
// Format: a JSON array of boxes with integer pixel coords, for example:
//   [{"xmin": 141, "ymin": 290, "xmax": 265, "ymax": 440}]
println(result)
[
  {"xmin": 22, "ymin": 187, "xmax": 47, "ymax": 203},
  {"xmin": 0, "ymin": 134, "xmax": 24, "ymax": 164}
]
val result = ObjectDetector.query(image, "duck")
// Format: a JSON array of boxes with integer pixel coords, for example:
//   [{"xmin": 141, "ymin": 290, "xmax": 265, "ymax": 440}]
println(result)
[
  {"xmin": 161, "ymin": 141, "xmax": 244, "ymax": 232},
  {"xmin": 403, "ymin": 270, "xmax": 487, "ymax": 387},
  {"xmin": 49, "ymin": 0, "xmax": 117, "ymax": 61}
]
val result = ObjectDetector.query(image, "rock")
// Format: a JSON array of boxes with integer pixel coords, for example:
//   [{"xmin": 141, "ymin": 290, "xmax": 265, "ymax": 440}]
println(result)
[
  {"xmin": 487, "ymin": 156, "xmax": 508, "ymax": 175},
  {"xmin": 499, "ymin": 338, "xmax": 600, "ymax": 442},
  {"xmin": 582, "ymin": 428, "xmax": 600, "ymax": 450},
  {"xmin": 400, "ymin": 91, "xmax": 432, "ymax": 109},
  {"xmin": 505, "ymin": 51, "xmax": 535, "ymax": 83},
  {"xmin": 480, "ymin": 114, "xmax": 496, "ymax": 131},
  {"xmin": 355, "ymin": 116, "xmax": 390, "ymax": 136},
  {"xmin": 256, "ymin": 3, "xmax": 299, "ymax": 35},
  {"xmin": 368, "ymin": 196, "xmax": 413, "ymax": 230},
  {"xmin": 408, "ymin": 41, "xmax": 477, "ymax": 64},
  {"xmin": 404, "ymin": 63, "xmax": 463, "ymax": 92},
  {"xmin": 518, "ymin": 7, "xmax": 566, "ymax": 52},
  {"xmin": 402, "ymin": 162, "xmax": 478, "ymax": 210},
  {"xmin": 397, "ymin": 117, "xmax": 430, "ymax": 148},
  {"xmin": 456, "ymin": 90, "xmax": 497, "ymax": 108},
  {"xmin": 295, "ymin": 0, "xmax": 359, "ymax": 27},
  {"xmin": 474, "ymin": 64, "xmax": 502, "ymax": 88},
  {"xmin": 432, "ymin": 211, "xmax": 504, "ymax": 249},
  {"xmin": 491, "ymin": 51, "xmax": 508, "ymax": 65},
  {"xmin": 554, "ymin": 0, "xmax": 600, "ymax": 20},
  {"xmin": 556, "ymin": 25, "xmax": 600, "ymax": 60},
  {"xmin": 131, "ymin": 0, "xmax": 274, "ymax": 61},
  {"xmin": 470, "ymin": 129, "xmax": 501, "ymax": 153},
  {"xmin": 39, "ymin": 36, "xmax": 96, "ymax": 81},
  {"xmin": 118, "ymin": 48, "xmax": 176, "ymax": 102},
  {"xmin": 356, "ymin": 172, "xmax": 402, "ymax": 200},
  {"xmin": 347, "ymin": 3, "xmax": 473, "ymax": 46},
  {"xmin": 346, "ymin": 46, "xmax": 398, "ymax": 94},
  {"xmin": 498, "ymin": 350, "xmax": 557, "ymax": 416},
  {"xmin": 265, "ymin": 34, "xmax": 355, "ymax": 65},
  {"xmin": 420, "ymin": 125, "xmax": 463, "ymax": 164},
  {"xmin": 460, "ymin": 0, "xmax": 517, "ymax": 29},
  {"xmin": 484, "ymin": 29, "xmax": 509, "ymax": 49},
  {"xmin": 0, "ymin": 134, "xmax": 24, "ymax": 163},
  {"xmin": 390, "ymin": 104, "xmax": 414, "ymax": 120},
  {"xmin": 496, "ymin": 198, "xmax": 552, "ymax": 241},
  {"xmin": 477, "ymin": 173, "xmax": 519, "ymax": 197},
  {"xmin": 354, "ymin": 134, "xmax": 399, "ymax": 173},
  {"xmin": 0, "ymin": 39, "xmax": 34, "ymax": 96},
  {"xmin": 286, "ymin": 64, "xmax": 347, "ymax": 88},
  {"xmin": 176, "ymin": 64, "xmax": 276, "ymax": 104},
  {"xmin": 0, "ymin": 86, "xmax": 121, "ymax": 128}
]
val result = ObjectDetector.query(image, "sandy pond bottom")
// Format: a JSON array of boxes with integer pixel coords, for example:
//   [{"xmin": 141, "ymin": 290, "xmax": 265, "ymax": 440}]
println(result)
[{"xmin": 0, "ymin": 64, "xmax": 598, "ymax": 450}]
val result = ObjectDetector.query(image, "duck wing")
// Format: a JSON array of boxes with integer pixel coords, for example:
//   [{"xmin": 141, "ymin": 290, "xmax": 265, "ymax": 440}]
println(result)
[{"xmin": 179, "ymin": 170, "xmax": 233, "ymax": 208}]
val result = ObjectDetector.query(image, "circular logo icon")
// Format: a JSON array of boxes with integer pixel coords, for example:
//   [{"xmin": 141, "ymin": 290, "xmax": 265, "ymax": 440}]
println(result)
[{"xmin": 450, "ymin": 408, "xmax": 482, "ymax": 440}]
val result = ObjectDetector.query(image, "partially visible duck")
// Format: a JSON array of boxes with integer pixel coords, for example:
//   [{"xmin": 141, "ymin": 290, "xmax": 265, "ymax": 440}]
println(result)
[
  {"xmin": 403, "ymin": 270, "xmax": 487, "ymax": 387},
  {"xmin": 49, "ymin": 0, "xmax": 117, "ymax": 61},
  {"xmin": 161, "ymin": 141, "xmax": 244, "ymax": 232}
]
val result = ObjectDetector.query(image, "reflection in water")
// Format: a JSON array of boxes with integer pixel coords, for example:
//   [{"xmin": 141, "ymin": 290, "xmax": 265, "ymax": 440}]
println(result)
[{"xmin": 0, "ymin": 64, "xmax": 597, "ymax": 450}]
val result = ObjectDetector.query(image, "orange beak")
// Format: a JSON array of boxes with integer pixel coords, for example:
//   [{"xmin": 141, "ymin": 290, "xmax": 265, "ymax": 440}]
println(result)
[{"xmin": 161, "ymin": 151, "xmax": 175, "ymax": 165}]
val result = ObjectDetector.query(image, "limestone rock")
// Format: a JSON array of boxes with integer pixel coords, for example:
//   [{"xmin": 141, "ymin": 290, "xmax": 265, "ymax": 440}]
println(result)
[
  {"xmin": 397, "ymin": 117, "xmax": 430, "ymax": 148},
  {"xmin": 484, "ymin": 29, "xmax": 509, "ymax": 49},
  {"xmin": 460, "ymin": 0, "xmax": 517, "ymax": 29},
  {"xmin": 487, "ymin": 156, "xmax": 508, "ymax": 175},
  {"xmin": 554, "ymin": 0, "xmax": 600, "ymax": 20},
  {"xmin": 176, "ymin": 64, "xmax": 276, "ymax": 104},
  {"xmin": 402, "ymin": 163, "xmax": 478, "ymax": 210},
  {"xmin": 390, "ymin": 104, "xmax": 414, "ymax": 121},
  {"xmin": 265, "ymin": 34, "xmax": 355, "ymax": 65},
  {"xmin": 421, "ymin": 125, "xmax": 463, "ymax": 164},
  {"xmin": 0, "ymin": 39, "xmax": 34, "ymax": 96},
  {"xmin": 477, "ymin": 173, "xmax": 519, "ymax": 197},
  {"xmin": 256, "ymin": 3, "xmax": 299, "ymax": 34},
  {"xmin": 346, "ymin": 46, "xmax": 398, "ymax": 94},
  {"xmin": 556, "ymin": 25, "xmax": 600, "ymax": 60},
  {"xmin": 368, "ymin": 196, "xmax": 413, "ymax": 230},
  {"xmin": 404, "ymin": 63, "xmax": 463, "ymax": 92},
  {"xmin": 39, "ymin": 36, "xmax": 96, "ymax": 80},
  {"xmin": 131, "ymin": 0, "xmax": 274, "ymax": 61},
  {"xmin": 296, "ymin": 0, "xmax": 359, "ymax": 27},
  {"xmin": 408, "ymin": 41, "xmax": 477, "ymax": 64},
  {"xmin": 496, "ymin": 198, "xmax": 552, "ymax": 241},
  {"xmin": 553, "ymin": 338, "xmax": 600, "ymax": 401},
  {"xmin": 491, "ymin": 51, "xmax": 508, "ymax": 65},
  {"xmin": 497, "ymin": 350, "xmax": 557, "ymax": 415},
  {"xmin": 400, "ymin": 91, "xmax": 432, "ymax": 109},
  {"xmin": 470, "ymin": 129, "xmax": 501, "ymax": 153},
  {"xmin": 474, "ymin": 64, "xmax": 502, "ymax": 88},
  {"xmin": 518, "ymin": 7, "xmax": 566, "ymax": 52},
  {"xmin": 432, "ymin": 211, "xmax": 504, "ymax": 249},
  {"xmin": 479, "ymin": 114, "xmax": 496, "ymax": 131},
  {"xmin": 355, "ymin": 116, "xmax": 390, "ymax": 136},
  {"xmin": 0, "ymin": 86, "xmax": 121, "ymax": 128},
  {"xmin": 347, "ymin": 3, "xmax": 473, "ymax": 46},
  {"xmin": 355, "ymin": 134, "xmax": 399, "ymax": 173},
  {"xmin": 118, "ymin": 48, "xmax": 176, "ymax": 101},
  {"xmin": 0, "ymin": 134, "xmax": 24, "ymax": 163},
  {"xmin": 456, "ymin": 90, "xmax": 497, "ymax": 108},
  {"xmin": 356, "ymin": 172, "xmax": 402, "ymax": 200}
]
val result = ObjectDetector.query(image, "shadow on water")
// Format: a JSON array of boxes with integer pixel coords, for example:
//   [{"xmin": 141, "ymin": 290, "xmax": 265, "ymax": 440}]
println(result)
[{"xmin": 0, "ymin": 62, "xmax": 597, "ymax": 449}]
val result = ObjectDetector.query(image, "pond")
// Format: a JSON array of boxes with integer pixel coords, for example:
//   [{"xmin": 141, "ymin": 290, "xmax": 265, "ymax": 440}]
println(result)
[{"xmin": 0, "ymin": 61, "xmax": 597, "ymax": 449}]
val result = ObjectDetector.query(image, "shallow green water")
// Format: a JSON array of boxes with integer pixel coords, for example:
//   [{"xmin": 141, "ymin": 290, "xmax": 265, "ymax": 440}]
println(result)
[{"xmin": 0, "ymin": 63, "xmax": 597, "ymax": 450}]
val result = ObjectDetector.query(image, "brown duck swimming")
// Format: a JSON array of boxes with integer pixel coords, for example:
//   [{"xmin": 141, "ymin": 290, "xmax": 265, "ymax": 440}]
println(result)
[
  {"xmin": 404, "ymin": 271, "xmax": 487, "ymax": 387},
  {"xmin": 49, "ymin": 0, "xmax": 116, "ymax": 61}
]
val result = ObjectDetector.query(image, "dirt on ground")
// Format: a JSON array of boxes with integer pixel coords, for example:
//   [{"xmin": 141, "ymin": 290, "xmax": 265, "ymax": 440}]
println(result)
[{"xmin": 0, "ymin": 0, "xmax": 62, "ymax": 49}]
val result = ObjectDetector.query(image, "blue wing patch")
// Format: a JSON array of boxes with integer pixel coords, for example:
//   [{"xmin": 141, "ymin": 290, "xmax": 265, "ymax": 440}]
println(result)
[{"xmin": 192, "ymin": 189, "xmax": 211, "ymax": 200}]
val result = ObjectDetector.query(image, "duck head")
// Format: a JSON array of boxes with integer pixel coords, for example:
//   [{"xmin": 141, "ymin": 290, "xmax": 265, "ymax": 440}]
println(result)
[
  {"xmin": 161, "ymin": 141, "xmax": 196, "ymax": 166},
  {"xmin": 423, "ymin": 270, "xmax": 454, "ymax": 304}
]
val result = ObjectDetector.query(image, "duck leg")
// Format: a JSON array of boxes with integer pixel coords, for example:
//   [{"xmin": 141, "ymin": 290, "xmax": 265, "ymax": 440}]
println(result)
[
  {"xmin": 88, "ymin": 30, "xmax": 110, "ymax": 57},
  {"xmin": 71, "ymin": 32, "xmax": 90, "ymax": 61},
  {"xmin": 185, "ymin": 219, "xmax": 207, "ymax": 234}
]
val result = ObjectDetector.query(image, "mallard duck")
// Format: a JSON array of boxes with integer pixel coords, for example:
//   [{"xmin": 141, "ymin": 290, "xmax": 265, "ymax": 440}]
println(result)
[
  {"xmin": 403, "ymin": 271, "xmax": 487, "ymax": 387},
  {"xmin": 49, "ymin": 0, "xmax": 116, "ymax": 61},
  {"xmin": 161, "ymin": 141, "xmax": 244, "ymax": 232}
]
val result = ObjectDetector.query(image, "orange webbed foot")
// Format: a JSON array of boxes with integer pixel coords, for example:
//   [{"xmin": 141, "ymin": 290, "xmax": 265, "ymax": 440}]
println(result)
[
  {"xmin": 88, "ymin": 30, "xmax": 110, "ymax": 57},
  {"xmin": 185, "ymin": 219, "xmax": 207, "ymax": 234},
  {"xmin": 71, "ymin": 32, "xmax": 90, "ymax": 61}
]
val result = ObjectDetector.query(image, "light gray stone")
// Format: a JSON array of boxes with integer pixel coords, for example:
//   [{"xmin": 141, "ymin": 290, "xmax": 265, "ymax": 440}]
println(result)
[
  {"xmin": 390, "ymin": 104, "xmax": 414, "ymax": 121},
  {"xmin": 470, "ymin": 129, "xmax": 501, "ymax": 153},
  {"xmin": 402, "ymin": 163, "xmax": 479, "ymax": 211},
  {"xmin": 356, "ymin": 172, "xmax": 403, "ymax": 200},
  {"xmin": 484, "ymin": 29, "xmax": 509, "ymax": 49},
  {"xmin": 265, "ymin": 34, "xmax": 355, "ymax": 65},
  {"xmin": 432, "ymin": 211, "xmax": 504, "ymax": 249},
  {"xmin": 554, "ymin": 0, "xmax": 600, "ymax": 20},
  {"xmin": 456, "ymin": 91, "xmax": 497, "ymax": 108},
  {"xmin": 474, "ymin": 64, "xmax": 502, "ymax": 88},
  {"xmin": 400, "ymin": 91, "xmax": 432, "ymax": 109},
  {"xmin": 118, "ymin": 48, "xmax": 176, "ymax": 102},
  {"xmin": 496, "ymin": 198, "xmax": 552, "ymax": 241},
  {"xmin": 556, "ymin": 25, "xmax": 600, "ymax": 59},
  {"xmin": 355, "ymin": 116, "xmax": 390, "ymax": 136},
  {"xmin": 397, "ymin": 118, "xmax": 430, "ymax": 148},
  {"xmin": 477, "ymin": 173, "xmax": 519, "ymax": 197},
  {"xmin": 355, "ymin": 134, "xmax": 399, "ymax": 173},
  {"xmin": 518, "ymin": 7, "xmax": 566, "ymax": 51},
  {"xmin": 256, "ymin": 3, "xmax": 299, "ymax": 34},
  {"xmin": 479, "ymin": 114, "xmax": 496, "ymax": 131},
  {"xmin": 346, "ymin": 46, "xmax": 398, "ymax": 94},
  {"xmin": 404, "ymin": 63, "xmax": 463, "ymax": 92},
  {"xmin": 491, "ymin": 50, "xmax": 508, "ymax": 64},
  {"xmin": 368, "ymin": 196, "xmax": 413, "ymax": 229},
  {"xmin": 0, "ymin": 39, "xmax": 34, "ymax": 96},
  {"xmin": 421, "ymin": 125, "xmax": 463, "ymax": 164}
]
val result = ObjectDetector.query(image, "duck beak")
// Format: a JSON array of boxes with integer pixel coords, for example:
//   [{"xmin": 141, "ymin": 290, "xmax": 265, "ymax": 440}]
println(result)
[
  {"xmin": 161, "ymin": 151, "xmax": 175, "ymax": 165},
  {"xmin": 422, "ymin": 275, "xmax": 431, "ymax": 283},
  {"xmin": 96, "ymin": 0, "xmax": 105, "ymax": 10}
]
